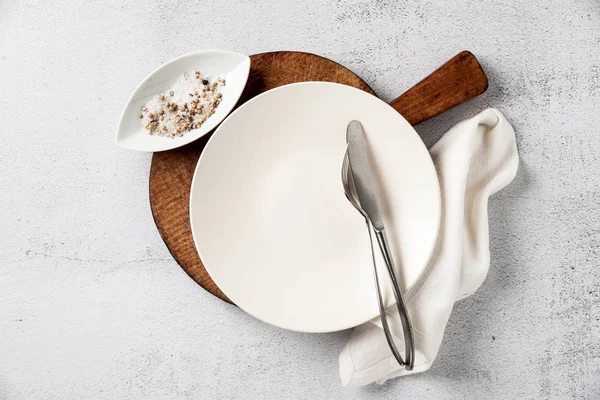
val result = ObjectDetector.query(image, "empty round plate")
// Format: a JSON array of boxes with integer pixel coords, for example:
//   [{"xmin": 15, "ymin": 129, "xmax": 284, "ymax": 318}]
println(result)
[{"xmin": 190, "ymin": 82, "xmax": 440, "ymax": 333}]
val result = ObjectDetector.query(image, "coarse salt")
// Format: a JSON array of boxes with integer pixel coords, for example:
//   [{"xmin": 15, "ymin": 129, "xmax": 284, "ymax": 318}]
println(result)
[{"xmin": 141, "ymin": 71, "xmax": 225, "ymax": 138}]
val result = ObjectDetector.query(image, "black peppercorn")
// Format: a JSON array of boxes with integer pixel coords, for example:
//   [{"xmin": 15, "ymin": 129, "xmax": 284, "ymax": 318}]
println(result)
[{"xmin": 202, "ymin": 79, "xmax": 209, "ymax": 85}]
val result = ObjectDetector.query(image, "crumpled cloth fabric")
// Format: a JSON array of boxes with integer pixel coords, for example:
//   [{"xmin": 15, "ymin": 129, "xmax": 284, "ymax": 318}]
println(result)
[{"xmin": 339, "ymin": 108, "xmax": 519, "ymax": 386}]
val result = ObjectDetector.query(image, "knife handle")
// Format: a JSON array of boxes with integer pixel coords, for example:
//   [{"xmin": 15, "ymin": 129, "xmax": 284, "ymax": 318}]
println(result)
[
  {"xmin": 390, "ymin": 51, "xmax": 488, "ymax": 126},
  {"xmin": 374, "ymin": 228, "xmax": 415, "ymax": 370}
]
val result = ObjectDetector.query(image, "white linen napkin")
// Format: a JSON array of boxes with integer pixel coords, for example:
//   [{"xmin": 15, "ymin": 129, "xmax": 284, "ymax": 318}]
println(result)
[{"xmin": 339, "ymin": 108, "xmax": 519, "ymax": 387}]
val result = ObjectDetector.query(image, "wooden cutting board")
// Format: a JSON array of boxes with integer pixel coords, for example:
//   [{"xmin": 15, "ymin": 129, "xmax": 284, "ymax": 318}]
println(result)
[{"xmin": 149, "ymin": 51, "xmax": 488, "ymax": 304}]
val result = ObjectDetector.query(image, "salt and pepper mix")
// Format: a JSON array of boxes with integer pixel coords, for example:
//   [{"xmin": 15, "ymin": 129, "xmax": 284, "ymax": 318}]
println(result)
[{"xmin": 140, "ymin": 71, "xmax": 225, "ymax": 138}]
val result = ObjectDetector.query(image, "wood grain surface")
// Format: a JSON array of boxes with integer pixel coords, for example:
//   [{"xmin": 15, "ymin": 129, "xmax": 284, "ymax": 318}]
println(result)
[
  {"xmin": 390, "ymin": 51, "xmax": 488, "ymax": 125},
  {"xmin": 149, "ymin": 51, "xmax": 487, "ymax": 304}
]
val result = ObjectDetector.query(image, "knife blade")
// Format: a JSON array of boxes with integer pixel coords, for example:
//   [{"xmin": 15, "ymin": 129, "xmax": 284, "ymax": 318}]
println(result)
[{"xmin": 346, "ymin": 120, "xmax": 385, "ymax": 231}]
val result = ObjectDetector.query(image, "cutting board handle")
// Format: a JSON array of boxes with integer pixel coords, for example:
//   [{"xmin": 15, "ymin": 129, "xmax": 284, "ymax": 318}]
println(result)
[{"xmin": 390, "ymin": 51, "xmax": 488, "ymax": 125}]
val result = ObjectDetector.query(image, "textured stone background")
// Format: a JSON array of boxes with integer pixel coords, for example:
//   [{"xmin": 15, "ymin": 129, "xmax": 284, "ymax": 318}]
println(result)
[{"xmin": 1, "ymin": 0, "xmax": 599, "ymax": 399}]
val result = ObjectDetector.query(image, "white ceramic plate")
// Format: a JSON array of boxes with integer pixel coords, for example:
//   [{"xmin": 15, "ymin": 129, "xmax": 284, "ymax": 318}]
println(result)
[
  {"xmin": 116, "ymin": 50, "xmax": 250, "ymax": 152},
  {"xmin": 190, "ymin": 82, "xmax": 441, "ymax": 333}
]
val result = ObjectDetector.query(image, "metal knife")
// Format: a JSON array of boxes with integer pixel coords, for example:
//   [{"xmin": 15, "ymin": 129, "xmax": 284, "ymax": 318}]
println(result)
[{"xmin": 346, "ymin": 120, "xmax": 415, "ymax": 370}]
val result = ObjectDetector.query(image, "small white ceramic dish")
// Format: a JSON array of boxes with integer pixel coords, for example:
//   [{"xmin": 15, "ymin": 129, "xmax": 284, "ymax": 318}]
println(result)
[
  {"xmin": 116, "ymin": 50, "xmax": 250, "ymax": 152},
  {"xmin": 190, "ymin": 82, "xmax": 441, "ymax": 333}
]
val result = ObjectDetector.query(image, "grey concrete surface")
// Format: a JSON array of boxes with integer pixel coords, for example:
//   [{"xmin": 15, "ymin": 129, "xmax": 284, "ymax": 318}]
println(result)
[{"xmin": 1, "ymin": 1, "xmax": 599, "ymax": 399}]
